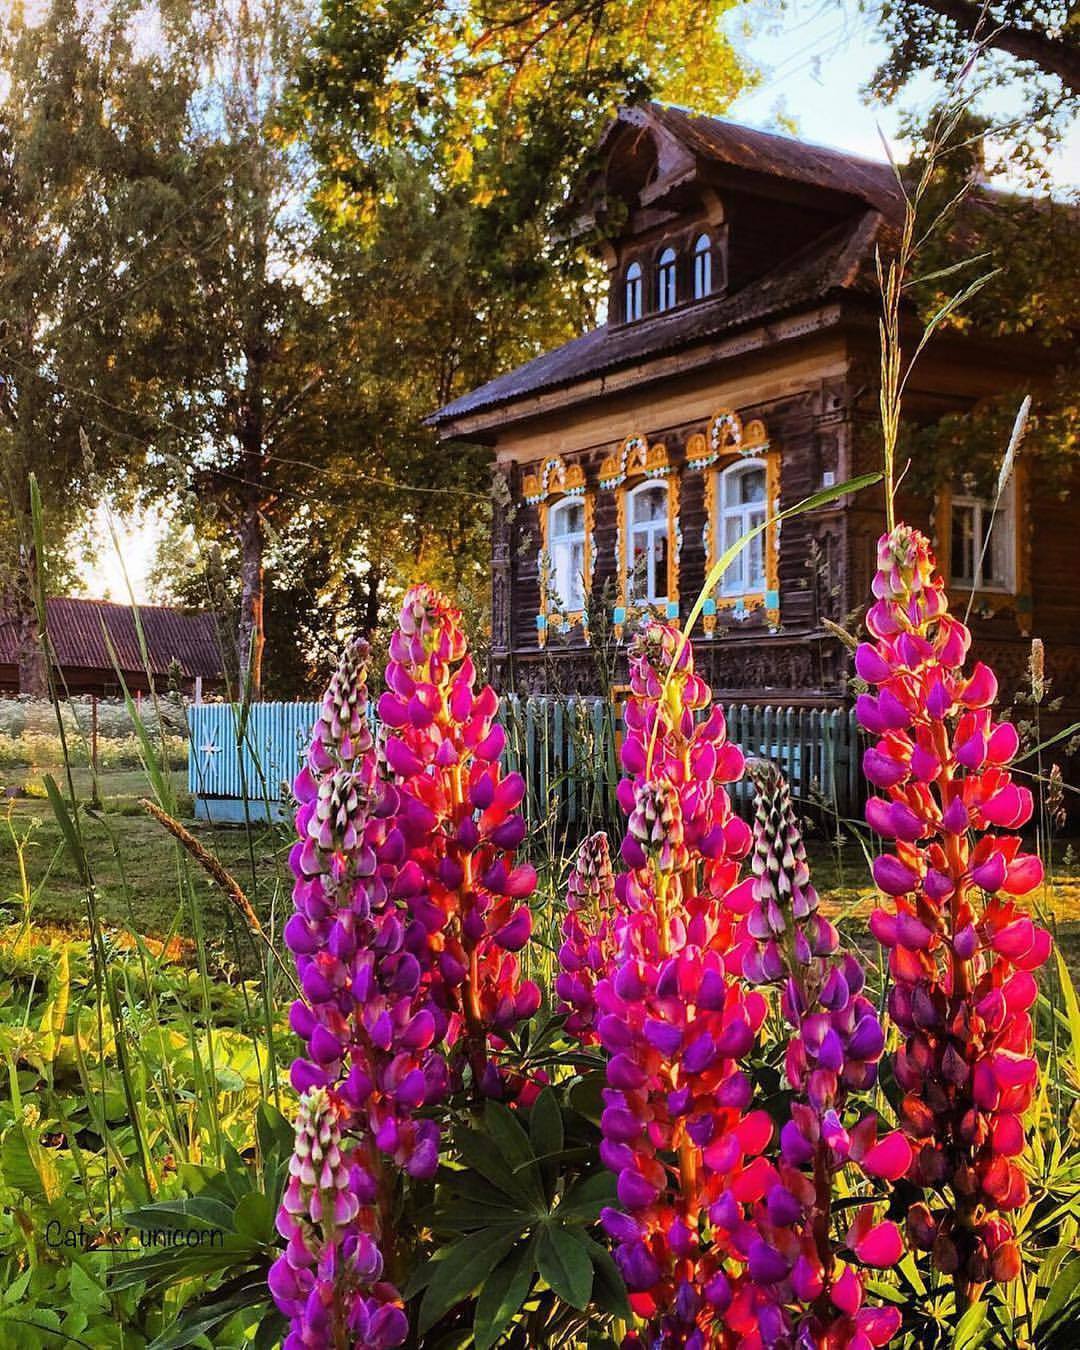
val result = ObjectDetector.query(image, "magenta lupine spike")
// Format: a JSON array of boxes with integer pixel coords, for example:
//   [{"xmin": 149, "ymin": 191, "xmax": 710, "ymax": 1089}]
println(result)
[
  {"xmin": 561, "ymin": 621, "xmax": 774, "ymax": 1348},
  {"xmin": 556, "ymin": 832, "xmax": 618, "ymax": 1042},
  {"xmin": 858, "ymin": 525, "xmax": 1048, "ymax": 1302},
  {"xmin": 269, "ymin": 1087, "xmax": 408, "ymax": 1350},
  {"xmin": 732, "ymin": 762, "xmax": 902, "ymax": 1349},
  {"xmin": 377, "ymin": 584, "xmax": 541, "ymax": 1098}
]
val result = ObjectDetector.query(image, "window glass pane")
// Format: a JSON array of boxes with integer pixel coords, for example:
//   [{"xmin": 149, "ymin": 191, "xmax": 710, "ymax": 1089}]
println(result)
[
  {"xmin": 632, "ymin": 485, "xmax": 667, "ymax": 523},
  {"xmin": 740, "ymin": 468, "xmax": 766, "ymax": 505},
  {"xmin": 747, "ymin": 512, "xmax": 765, "ymax": 587},
  {"xmin": 951, "ymin": 504, "xmax": 975, "ymax": 582},
  {"xmin": 694, "ymin": 236, "xmax": 711, "ymax": 299},
  {"xmin": 650, "ymin": 528, "xmax": 667, "ymax": 601},
  {"xmin": 723, "ymin": 514, "xmax": 743, "ymax": 589},
  {"xmin": 567, "ymin": 540, "xmax": 584, "ymax": 608},
  {"xmin": 551, "ymin": 501, "xmax": 583, "ymax": 539},
  {"xmin": 983, "ymin": 508, "xmax": 1010, "ymax": 586}
]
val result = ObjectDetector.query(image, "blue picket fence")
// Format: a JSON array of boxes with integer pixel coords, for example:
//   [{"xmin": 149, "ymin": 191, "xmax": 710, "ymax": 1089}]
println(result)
[{"xmin": 188, "ymin": 696, "xmax": 863, "ymax": 829}]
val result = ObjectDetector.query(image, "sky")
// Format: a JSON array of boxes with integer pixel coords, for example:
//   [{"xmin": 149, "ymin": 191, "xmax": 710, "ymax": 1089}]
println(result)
[{"xmin": 78, "ymin": 0, "xmax": 1079, "ymax": 603}]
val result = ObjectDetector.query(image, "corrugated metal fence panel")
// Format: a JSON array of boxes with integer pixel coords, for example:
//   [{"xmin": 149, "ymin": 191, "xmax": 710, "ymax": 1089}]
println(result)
[
  {"xmin": 189, "ymin": 702, "xmax": 321, "ymax": 805},
  {"xmin": 189, "ymin": 697, "xmax": 864, "ymax": 827}
]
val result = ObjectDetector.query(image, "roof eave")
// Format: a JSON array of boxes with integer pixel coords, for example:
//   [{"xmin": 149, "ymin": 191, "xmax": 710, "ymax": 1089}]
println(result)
[{"xmin": 431, "ymin": 294, "xmax": 876, "ymax": 442}]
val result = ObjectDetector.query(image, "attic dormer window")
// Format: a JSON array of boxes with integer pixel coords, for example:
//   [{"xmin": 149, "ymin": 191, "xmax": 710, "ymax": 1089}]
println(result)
[
  {"xmin": 657, "ymin": 247, "xmax": 677, "ymax": 311},
  {"xmin": 694, "ymin": 234, "xmax": 712, "ymax": 298},
  {"xmin": 624, "ymin": 261, "xmax": 643, "ymax": 322}
]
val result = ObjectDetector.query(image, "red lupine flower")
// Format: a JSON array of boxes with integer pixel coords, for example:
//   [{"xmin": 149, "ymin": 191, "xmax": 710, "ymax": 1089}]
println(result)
[
  {"xmin": 859, "ymin": 525, "xmax": 1050, "ymax": 1304},
  {"xmin": 377, "ymin": 585, "xmax": 540, "ymax": 1090}
]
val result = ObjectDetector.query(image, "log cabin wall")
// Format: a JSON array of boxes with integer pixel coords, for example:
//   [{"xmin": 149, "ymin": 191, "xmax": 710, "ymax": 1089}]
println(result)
[{"xmin": 490, "ymin": 338, "xmax": 858, "ymax": 699}]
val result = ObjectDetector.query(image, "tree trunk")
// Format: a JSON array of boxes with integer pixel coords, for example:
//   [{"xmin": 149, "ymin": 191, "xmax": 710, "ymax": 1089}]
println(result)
[
  {"xmin": 238, "ymin": 504, "xmax": 265, "ymax": 702},
  {"xmin": 14, "ymin": 568, "xmax": 47, "ymax": 696}
]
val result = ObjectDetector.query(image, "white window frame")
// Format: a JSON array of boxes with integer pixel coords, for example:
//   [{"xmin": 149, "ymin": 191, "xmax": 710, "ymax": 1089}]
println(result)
[
  {"xmin": 624, "ymin": 262, "xmax": 642, "ymax": 322},
  {"xmin": 717, "ymin": 459, "xmax": 767, "ymax": 597},
  {"xmin": 693, "ymin": 234, "xmax": 711, "ymax": 299},
  {"xmin": 657, "ymin": 247, "xmax": 677, "ymax": 312},
  {"xmin": 948, "ymin": 480, "xmax": 1016, "ymax": 593},
  {"xmin": 626, "ymin": 480, "xmax": 670, "ymax": 605},
  {"xmin": 548, "ymin": 497, "xmax": 586, "ymax": 612}
]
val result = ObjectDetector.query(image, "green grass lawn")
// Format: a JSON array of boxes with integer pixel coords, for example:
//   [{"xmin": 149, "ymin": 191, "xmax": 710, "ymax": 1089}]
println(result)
[{"xmin": 1, "ymin": 763, "xmax": 1078, "ymax": 979}]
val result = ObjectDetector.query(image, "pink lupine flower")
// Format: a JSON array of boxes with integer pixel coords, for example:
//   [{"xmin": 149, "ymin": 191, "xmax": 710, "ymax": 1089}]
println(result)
[
  {"xmin": 859, "ymin": 525, "xmax": 1048, "ymax": 1303},
  {"xmin": 735, "ymin": 761, "xmax": 901, "ymax": 1349},
  {"xmin": 269, "ymin": 1087, "xmax": 407, "ymax": 1349},
  {"xmin": 563, "ymin": 621, "xmax": 766, "ymax": 1347}
]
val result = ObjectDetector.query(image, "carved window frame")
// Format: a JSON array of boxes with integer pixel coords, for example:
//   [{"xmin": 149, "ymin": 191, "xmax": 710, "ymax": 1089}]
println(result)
[
  {"xmin": 690, "ymin": 409, "xmax": 779, "ymax": 632},
  {"xmin": 599, "ymin": 434, "xmax": 680, "ymax": 639},
  {"xmin": 523, "ymin": 455, "xmax": 594, "ymax": 647}
]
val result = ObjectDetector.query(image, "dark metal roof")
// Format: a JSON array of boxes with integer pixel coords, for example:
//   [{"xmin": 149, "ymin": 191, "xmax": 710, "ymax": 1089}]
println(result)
[
  {"xmin": 430, "ymin": 106, "xmax": 908, "ymax": 432},
  {"xmin": 647, "ymin": 104, "xmax": 905, "ymax": 215},
  {"xmin": 0, "ymin": 597, "xmax": 225, "ymax": 679},
  {"xmin": 431, "ymin": 210, "xmax": 887, "ymax": 427}
]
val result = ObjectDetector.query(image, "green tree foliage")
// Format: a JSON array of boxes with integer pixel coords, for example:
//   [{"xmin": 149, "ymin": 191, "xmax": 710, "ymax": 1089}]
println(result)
[
  {"xmin": 866, "ymin": 2, "xmax": 1079, "ymax": 495},
  {"xmin": 0, "ymin": 0, "xmax": 187, "ymax": 692},
  {"xmin": 279, "ymin": 0, "xmax": 756, "ymax": 687}
]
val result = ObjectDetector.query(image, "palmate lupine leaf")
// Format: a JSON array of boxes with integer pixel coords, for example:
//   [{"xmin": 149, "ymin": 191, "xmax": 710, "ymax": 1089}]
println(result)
[{"xmin": 418, "ymin": 1097, "xmax": 628, "ymax": 1340}]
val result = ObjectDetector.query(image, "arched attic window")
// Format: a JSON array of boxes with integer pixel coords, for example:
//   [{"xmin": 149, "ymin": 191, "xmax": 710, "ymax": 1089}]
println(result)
[
  {"xmin": 624, "ymin": 261, "xmax": 643, "ymax": 322},
  {"xmin": 657, "ymin": 247, "xmax": 677, "ymax": 312},
  {"xmin": 694, "ymin": 234, "xmax": 712, "ymax": 299}
]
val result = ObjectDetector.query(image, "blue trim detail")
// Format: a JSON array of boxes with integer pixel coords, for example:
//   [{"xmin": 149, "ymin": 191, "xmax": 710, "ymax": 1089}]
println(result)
[
  {"xmin": 666, "ymin": 601, "xmax": 679, "ymax": 619},
  {"xmin": 703, "ymin": 598, "xmax": 717, "ymax": 616},
  {"xmin": 536, "ymin": 614, "xmax": 547, "ymax": 631},
  {"xmin": 765, "ymin": 588, "xmax": 779, "ymax": 610},
  {"xmin": 613, "ymin": 606, "xmax": 627, "ymax": 624}
]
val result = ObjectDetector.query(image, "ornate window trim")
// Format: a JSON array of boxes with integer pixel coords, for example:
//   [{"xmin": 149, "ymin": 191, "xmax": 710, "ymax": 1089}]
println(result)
[
  {"xmin": 524, "ymin": 455, "xmax": 594, "ymax": 647},
  {"xmin": 687, "ymin": 408, "xmax": 770, "ymax": 470},
  {"xmin": 702, "ymin": 446, "xmax": 780, "ymax": 633},
  {"xmin": 600, "ymin": 435, "xmax": 680, "ymax": 639}
]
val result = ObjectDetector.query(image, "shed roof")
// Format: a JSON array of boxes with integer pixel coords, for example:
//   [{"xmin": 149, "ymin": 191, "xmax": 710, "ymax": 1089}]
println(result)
[{"xmin": 0, "ymin": 598, "xmax": 224, "ymax": 679}]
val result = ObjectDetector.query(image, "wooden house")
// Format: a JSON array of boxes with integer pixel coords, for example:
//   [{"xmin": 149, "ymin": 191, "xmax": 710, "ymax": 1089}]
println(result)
[{"xmin": 430, "ymin": 105, "xmax": 1077, "ymax": 711}]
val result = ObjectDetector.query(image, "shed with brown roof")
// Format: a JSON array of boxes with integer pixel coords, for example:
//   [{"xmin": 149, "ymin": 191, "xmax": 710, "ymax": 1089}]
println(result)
[{"xmin": 0, "ymin": 597, "xmax": 225, "ymax": 697}]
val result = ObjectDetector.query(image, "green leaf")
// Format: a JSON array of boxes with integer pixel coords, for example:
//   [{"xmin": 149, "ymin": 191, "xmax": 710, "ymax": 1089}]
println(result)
[
  {"xmin": 952, "ymin": 1300, "xmax": 990, "ymax": 1350},
  {"xmin": 233, "ymin": 1191, "xmax": 274, "ymax": 1243},
  {"xmin": 567, "ymin": 1072, "xmax": 605, "ymax": 1125},
  {"xmin": 43, "ymin": 775, "xmax": 90, "ymax": 886},
  {"xmin": 473, "ymin": 1239, "xmax": 537, "ymax": 1350},
  {"xmin": 68, "ymin": 1261, "xmax": 108, "ymax": 1312},
  {"xmin": 1040, "ymin": 1255, "xmax": 1080, "ymax": 1330},
  {"xmin": 557, "ymin": 1170, "xmax": 618, "ymax": 1223},
  {"xmin": 484, "ymin": 1101, "xmax": 542, "ymax": 1202},
  {"xmin": 453, "ymin": 1124, "xmax": 537, "ymax": 1209},
  {"xmin": 529, "ymin": 1088, "xmax": 563, "ymax": 1201},
  {"xmin": 124, "ymin": 1195, "xmax": 237, "ymax": 1233},
  {"xmin": 1053, "ymin": 949, "xmax": 1080, "ymax": 1080},
  {"xmin": 418, "ymin": 1228, "xmax": 524, "ymax": 1334},
  {"xmin": 537, "ymin": 1224, "xmax": 593, "ymax": 1310},
  {"xmin": 579, "ymin": 1234, "xmax": 631, "ymax": 1320}
]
